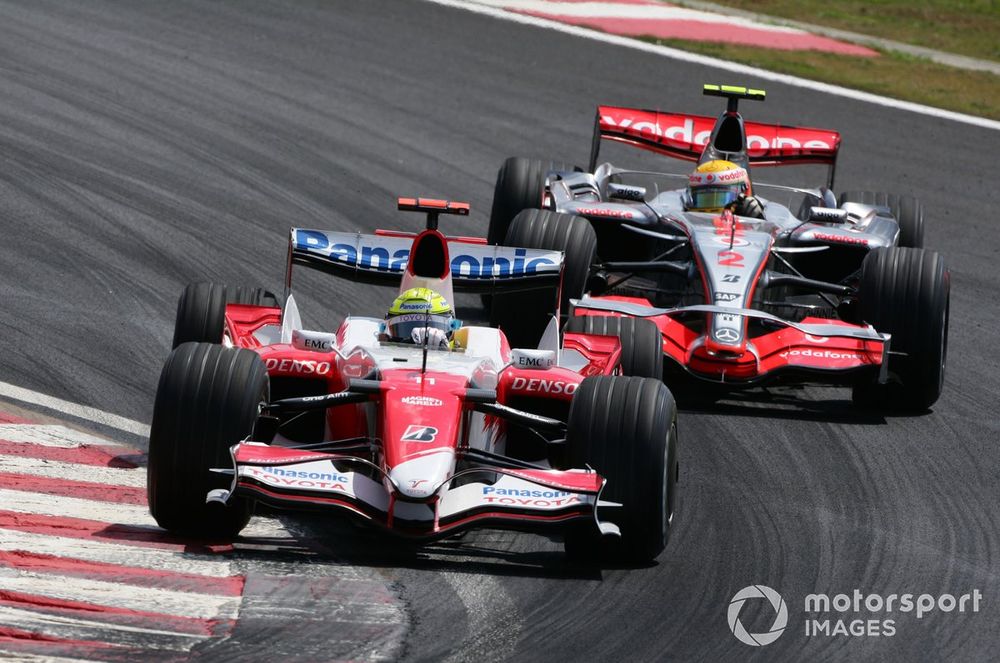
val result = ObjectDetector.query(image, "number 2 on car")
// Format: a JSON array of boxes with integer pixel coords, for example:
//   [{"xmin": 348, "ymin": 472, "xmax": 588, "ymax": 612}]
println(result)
[{"xmin": 718, "ymin": 250, "xmax": 745, "ymax": 267}]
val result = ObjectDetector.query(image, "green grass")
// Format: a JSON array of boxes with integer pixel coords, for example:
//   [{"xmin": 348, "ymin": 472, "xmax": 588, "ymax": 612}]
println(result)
[
  {"xmin": 645, "ymin": 38, "xmax": 1000, "ymax": 120},
  {"xmin": 689, "ymin": 0, "xmax": 1000, "ymax": 62}
]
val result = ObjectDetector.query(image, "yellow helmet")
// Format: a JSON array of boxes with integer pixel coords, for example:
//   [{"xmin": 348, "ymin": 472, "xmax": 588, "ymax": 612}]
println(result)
[
  {"xmin": 686, "ymin": 160, "xmax": 752, "ymax": 212},
  {"xmin": 388, "ymin": 287, "xmax": 451, "ymax": 316},
  {"xmin": 384, "ymin": 288, "xmax": 456, "ymax": 344}
]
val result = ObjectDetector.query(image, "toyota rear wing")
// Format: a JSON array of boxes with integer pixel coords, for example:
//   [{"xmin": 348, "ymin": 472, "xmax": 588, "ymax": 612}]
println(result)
[{"xmin": 285, "ymin": 229, "xmax": 563, "ymax": 295}]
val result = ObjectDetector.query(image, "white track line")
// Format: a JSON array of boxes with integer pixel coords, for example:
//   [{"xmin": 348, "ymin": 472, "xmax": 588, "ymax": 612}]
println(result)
[
  {"xmin": 425, "ymin": 0, "xmax": 1000, "ymax": 132},
  {"xmin": 0, "ymin": 461, "xmax": 299, "ymax": 540},
  {"xmin": 0, "ymin": 381, "xmax": 150, "ymax": 438},
  {"xmin": 0, "ymin": 570, "xmax": 239, "ymax": 621},
  {"xmin": 0, "ymin": 606, "xmax": 208, "ymax": 648},
  {"xmin": 0, "ymin": 530, "xmax": 237, "ymax": 577},
  {"xmin": 0, "ymin": 455, "xmax": 146, "ymax": 488},
  {"xmin": 0, "ymin": 425, "xmax": 125, "ymax": 449},
  {"xmin": 0, "ymin": 488, "xmax": 154, "ymax": 527},
  {"xmin": 3, "ymin": 485, "xmax": 299, "ymax": 545}
]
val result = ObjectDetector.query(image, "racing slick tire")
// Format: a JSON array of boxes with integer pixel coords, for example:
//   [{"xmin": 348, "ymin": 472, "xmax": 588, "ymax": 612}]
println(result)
[
  {"xmin": 563, "ymin": 315, "xmax": 663, "ymax": 380},
  {"xmin": 147, "ymin": 342, "xmax": 268, "ymax": 537},
  {"xmin": 838, "ymin": 190, "xmax": 924, "ymax": 249},
  {"xmin": 852, "ymin": 247, "xmax": 949, "ymax": 411},
  {"xmin": 483, "ymin": 157, "xmax": 576, "ymax": 309},
  {"xmin": 487, "ymin": 157, "xmax": 575, "ymax": 247},
  {"xmin": 172, "ymin": 282, "xmax": 280, "ymax": 348},
  {"xmin": 491, "ymin": 209, "xmax": 597, "ymax": 349},
  {"xmin": 563, "ymin": 376, "xmax": 678, "ymax": 563}
]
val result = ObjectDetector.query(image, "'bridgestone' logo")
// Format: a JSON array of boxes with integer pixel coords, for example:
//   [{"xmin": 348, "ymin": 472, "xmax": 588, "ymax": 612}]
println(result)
[{"xmin": 401, "ymin": 425, "xmax": 438, "ymax": 442}]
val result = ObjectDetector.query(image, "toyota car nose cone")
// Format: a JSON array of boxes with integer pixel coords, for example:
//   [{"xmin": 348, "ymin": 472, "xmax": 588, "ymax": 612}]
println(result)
[{"xmin": 389, "ymin": 450, "xmax": 455, "ymax": 499}]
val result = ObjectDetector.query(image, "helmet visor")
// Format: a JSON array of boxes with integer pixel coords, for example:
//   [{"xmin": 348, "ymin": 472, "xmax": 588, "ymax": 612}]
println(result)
[
  {"xmin": 385, "ymin": 314, "xmax": 453, "ymax": 343},
  {"xmin": 689, "ymin": 185, "xmax": 740, "ymax": 212}
]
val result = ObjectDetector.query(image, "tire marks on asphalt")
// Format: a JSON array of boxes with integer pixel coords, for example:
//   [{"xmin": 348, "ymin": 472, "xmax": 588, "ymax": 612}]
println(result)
[{"xmin": 441, "ymin": 569, "xmax": 522, "ymax": 663}]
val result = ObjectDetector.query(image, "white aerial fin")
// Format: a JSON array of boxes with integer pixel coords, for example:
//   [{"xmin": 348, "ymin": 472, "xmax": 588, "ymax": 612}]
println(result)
[
  {"xmin": 536, "ymin": 315, "xmax": 560, "ymax": 364},
  {"xmin": 280, "ymin": 292, "xmax": 303, "ymax": 344}
]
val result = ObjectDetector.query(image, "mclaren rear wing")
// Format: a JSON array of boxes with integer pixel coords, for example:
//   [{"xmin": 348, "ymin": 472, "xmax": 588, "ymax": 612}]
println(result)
[
  {"xmin": 285, "ymin": 228, "xmax": 563, "ymax": 295},
  {"xmin": 589, "ymin": 89, "xmax": 842, "ymax": 187}
]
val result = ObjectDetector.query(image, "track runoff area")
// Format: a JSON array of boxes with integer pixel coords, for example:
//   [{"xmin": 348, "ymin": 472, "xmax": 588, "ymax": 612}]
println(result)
[
  {"xmin": 0, "ymin": 398, "xmax": 406, "ymax": 660},
  {"xmin": 437, "ymin": 0, "xmax": 1000, "ymax": 131}
]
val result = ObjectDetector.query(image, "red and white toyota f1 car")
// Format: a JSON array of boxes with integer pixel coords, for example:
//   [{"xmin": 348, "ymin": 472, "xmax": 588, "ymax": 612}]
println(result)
[
  {"xmin": 485, "ymin": 85, "xmax": 949, "ymax": 410},
  {"xmin": 147, "ymin": 199, "xmax": 679, "ymax": 562}
]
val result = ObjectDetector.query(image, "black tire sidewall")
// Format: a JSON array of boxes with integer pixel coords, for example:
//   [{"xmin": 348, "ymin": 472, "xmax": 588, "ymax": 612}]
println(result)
[
  {"xmin": 488, "ymin": 157, "xmax": 572, "ymax": 246},
  {"xmin": 147, "ymin": 342, "xmax": 268, "ymax": 536},
  {"xmin": 565, "ymin": 376, "xmax": 677, "ymax": 561},
  {"xmin": 856, "ymin": 247, "xmax": 949, "ymax": 410}
]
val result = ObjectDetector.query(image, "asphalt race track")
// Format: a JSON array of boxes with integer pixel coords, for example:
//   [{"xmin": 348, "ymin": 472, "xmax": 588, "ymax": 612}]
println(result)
[{"xmin": 1, "ymin": 1, "xmax": 998, "ymax": 660}]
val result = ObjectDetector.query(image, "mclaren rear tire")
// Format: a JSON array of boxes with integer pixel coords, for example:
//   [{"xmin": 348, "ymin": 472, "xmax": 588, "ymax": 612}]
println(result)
[
  {"xmin": 852, "ymin": 247, "xmax": 949, "ymax": 411},
  {"xmin": 490, "ymin": 209, "xmax": 597, "ymax": 349},
  {"xmin": 172, "ymin": 282, "xmax": 280, "ymax": 348},
  {"xmin": 563, "ymin": 376, "xmax": 678, "ymax": 563},
  {"xmin": 147, "ymin": 342, "xmax": 267, "ymax": 537},
  {"xmin": 487, "ymin": 157, "xmax": 575, "ymax": 247},
  {"xmin": 483, "ymin": 157, "xmax": 576, "ymax": 309},
  {"xmin": 563, "ymin": 315, "xmax": 663, "ymax": 380},
  {"xmin": 838, "ymin": 190, "xmax": 924, "ymax": 249}
]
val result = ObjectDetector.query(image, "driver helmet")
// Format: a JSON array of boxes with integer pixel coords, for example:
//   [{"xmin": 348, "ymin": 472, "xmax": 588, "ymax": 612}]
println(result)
[
  {"xmin": 383, "ymin": 287, "xmax": 456, "ymax": 344},
  {"xmin": 685, "ymin": 160, "xmax": 752, "ymax": 212}
]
